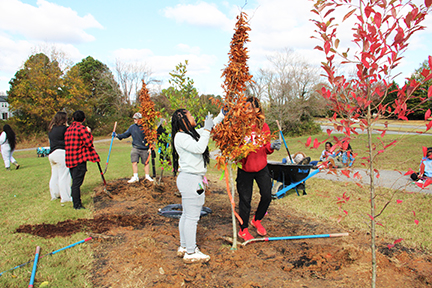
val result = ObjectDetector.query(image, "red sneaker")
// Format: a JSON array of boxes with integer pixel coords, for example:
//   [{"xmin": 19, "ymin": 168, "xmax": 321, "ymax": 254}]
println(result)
[
  {"xmin": 238, "ymin": 228, "xmax": 254, "ymax": 241},
  {"xmin": 251, "ymin": 218, "xmax": 267, "ymax": 236}
]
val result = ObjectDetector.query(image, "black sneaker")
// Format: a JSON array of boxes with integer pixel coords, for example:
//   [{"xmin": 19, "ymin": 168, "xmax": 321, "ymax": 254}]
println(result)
[{"xmin": 74, "ymin": 205, "xmax": 86, "ymax": 210}]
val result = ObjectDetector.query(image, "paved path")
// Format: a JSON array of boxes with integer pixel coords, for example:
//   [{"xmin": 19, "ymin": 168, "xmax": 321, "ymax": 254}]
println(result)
[
  {"xmin": 314, "ymin": 168, "xmax": 432, "ymax": 194},
  {"xmin": 211, "ymin": 149, "xmax": 431, "ymax": 194},
  {"xmin": 317, "ymin": 121, "xmax": 432, "ymax": 136},
  {"xmin": 16, "ymin": 137, "xmax": 114, "ymax": 152}
]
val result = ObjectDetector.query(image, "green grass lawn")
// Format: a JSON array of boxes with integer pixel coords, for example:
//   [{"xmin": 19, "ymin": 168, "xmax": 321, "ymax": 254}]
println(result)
[
  {"xmin": 1, "ymin": 132, "xmax": 431, "ymax": 287},
  {"xmin": 0, "ymin": 139, "xmax": 134, "ymax": 287}
]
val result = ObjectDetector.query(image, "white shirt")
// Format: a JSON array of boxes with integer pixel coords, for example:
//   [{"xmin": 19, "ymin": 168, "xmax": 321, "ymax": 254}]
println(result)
[
  {"xmin": 174, "ymin": 112, "xmax": 224, "ymax": 175},
  {"xmin": 0, "ymin": 131, "xmax": 10, "ymax": 151}
]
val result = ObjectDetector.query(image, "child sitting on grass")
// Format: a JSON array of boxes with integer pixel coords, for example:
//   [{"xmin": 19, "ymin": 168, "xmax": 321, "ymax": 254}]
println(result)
[{"xmin": 410, "ymin": 147, "xmax": 432, "ymax": 182}]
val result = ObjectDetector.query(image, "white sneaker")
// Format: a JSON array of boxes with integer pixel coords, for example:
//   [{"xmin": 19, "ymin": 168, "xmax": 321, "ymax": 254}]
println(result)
[
  {"xmin": 177, "ymin": 246, "xmax": 187, "ymax": 257},
  {"xmin": 183, "ymin": 247, "xmax": 210, "ymax": 263},
  {"xmin": 145, "ymin": 175, "xmax": 154, "ymax": 182},
  {"xmin": 127, "ymin": 176, "xmax": 139, "ymax": 183}
]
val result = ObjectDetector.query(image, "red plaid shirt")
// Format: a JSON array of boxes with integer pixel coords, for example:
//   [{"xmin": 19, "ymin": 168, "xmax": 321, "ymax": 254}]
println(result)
[{"xmin": 65, "ymin": 121, "xmax": 100, "ymax": 168}]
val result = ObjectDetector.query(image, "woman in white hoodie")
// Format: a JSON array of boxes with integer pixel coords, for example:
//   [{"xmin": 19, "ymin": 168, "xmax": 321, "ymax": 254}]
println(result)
[{"xmin": 171, "ymin": 108, "xmax": 223, "ymax": 264}]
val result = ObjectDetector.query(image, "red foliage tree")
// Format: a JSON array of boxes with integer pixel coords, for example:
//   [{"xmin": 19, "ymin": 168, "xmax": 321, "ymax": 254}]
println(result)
[{"xmin": 311, "ymin": 0, "xmax": 432, "ymax": 286}]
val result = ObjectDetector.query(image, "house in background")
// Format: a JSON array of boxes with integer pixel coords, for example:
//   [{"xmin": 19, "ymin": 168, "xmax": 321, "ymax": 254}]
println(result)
[{"xmin": 0, "ymin": 95, "xmax": 11, "ymax": 120}]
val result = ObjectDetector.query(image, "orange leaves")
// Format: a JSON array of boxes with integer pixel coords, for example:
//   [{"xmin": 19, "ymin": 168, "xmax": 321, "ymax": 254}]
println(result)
[
  {"xmin": 343, "ymin": 8, "xmax": 356, "ymax": 22},
  {"xmin": 138, "ymin": 80, "xmax": 160, "ymax": 150},
  {"xmin": 213, "ymin": 12, "xmax": 266, "ymax": 166}
]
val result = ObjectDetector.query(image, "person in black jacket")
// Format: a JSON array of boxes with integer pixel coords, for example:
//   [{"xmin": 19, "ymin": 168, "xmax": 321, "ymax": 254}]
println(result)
[
  {"xmin": 48, "ymin": 112, "xmax": 72, "ymax": 203},
  {"xmin": 116, "ymin": 112, "xmax": 153, "ymax": 183}
]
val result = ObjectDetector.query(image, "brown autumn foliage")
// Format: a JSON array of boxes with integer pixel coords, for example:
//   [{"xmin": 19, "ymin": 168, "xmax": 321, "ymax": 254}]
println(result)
[
  {"xmin": 212, "ymin": 12, "xmax": 271, "ymax": 169},
  {"xmin": 137, "ymin": 80, "xmax": 160, "ymax": 149}
]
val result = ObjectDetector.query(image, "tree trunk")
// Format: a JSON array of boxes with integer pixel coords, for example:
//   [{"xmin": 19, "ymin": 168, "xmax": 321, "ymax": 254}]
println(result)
[
  {"xmin": 367, "ymin": 106, "xmax": 377, "ymax": 288},
  {"xmin": 229, "ymin": 164, "xmax": 238, "ymax": 250}
]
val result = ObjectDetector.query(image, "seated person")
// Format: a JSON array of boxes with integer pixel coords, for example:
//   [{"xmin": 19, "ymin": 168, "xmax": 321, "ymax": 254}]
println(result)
[
  {"xmin": 311, "ymin": 141, "xmax": 335, "ymax": 166},
  {"xmin": 410, "ymin": 147, "xmax": 432, "ymax": 182},
  {"xmin": 328, "ymin": 143, "xmax": 355, "ymax": 168},
  {"xmin": 282, "ymin": 152, "xmax": 310, "ymax": 165}
]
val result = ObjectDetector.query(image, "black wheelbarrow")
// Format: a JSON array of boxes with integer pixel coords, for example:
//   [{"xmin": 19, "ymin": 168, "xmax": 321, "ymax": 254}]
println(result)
[{"xmin": 267, "ymin": 160, "xmax": 320, "ymax": 199}]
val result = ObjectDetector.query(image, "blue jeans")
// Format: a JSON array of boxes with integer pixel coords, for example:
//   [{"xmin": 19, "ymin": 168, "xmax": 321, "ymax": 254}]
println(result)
[{"xmin": 177, "ymin": 172, "xmax": 205, "ymax": 253}]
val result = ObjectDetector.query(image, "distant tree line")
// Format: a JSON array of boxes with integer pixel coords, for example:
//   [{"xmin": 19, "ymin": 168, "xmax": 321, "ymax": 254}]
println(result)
[{"xmin": 3, "ymin": 49, "xmax": 430, "ymax": 139}]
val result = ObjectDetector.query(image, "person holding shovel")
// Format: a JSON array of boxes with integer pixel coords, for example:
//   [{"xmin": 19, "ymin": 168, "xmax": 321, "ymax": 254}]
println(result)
[
  {"xmin": 116, "ymin": 112, "xmax": 153, "ymax": 183},
  {"xmin": 171, "ymin": 108, "xmax": 224, "ymax": 263},
  {"xmin": 237, "ymin": 97, "xmax": 281, "ymax": 241},
  {"xmin": 65, "ymin": 110, "xmax": 100, "ymax": 210}
]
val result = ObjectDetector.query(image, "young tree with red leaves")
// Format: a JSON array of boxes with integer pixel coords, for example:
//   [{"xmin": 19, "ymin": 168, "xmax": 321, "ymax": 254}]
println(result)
[{"xmin": 311, "ymin": 0, "xmax": 432, "ymax": 286}]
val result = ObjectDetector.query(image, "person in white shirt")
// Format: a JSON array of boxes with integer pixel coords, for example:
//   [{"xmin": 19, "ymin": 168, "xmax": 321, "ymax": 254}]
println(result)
[
  {"xmin": 171, "ymin": 108, "xmax": 224, "ymax": 264},
  {"xmin": 0, "ymin": 124, "xmax": 20, "ymax": 170}
]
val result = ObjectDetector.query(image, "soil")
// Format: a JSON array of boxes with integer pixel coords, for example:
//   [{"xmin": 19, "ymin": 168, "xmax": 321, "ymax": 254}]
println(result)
[{"xmin": 16, "ymin": 175, "xmax": 432, "ymax": 287}]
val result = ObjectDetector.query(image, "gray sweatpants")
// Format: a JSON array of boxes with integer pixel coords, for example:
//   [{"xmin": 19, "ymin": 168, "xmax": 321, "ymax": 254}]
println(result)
[{"xmin": 177, "ymin": 172, "xmax": 205, "ymax": 253}]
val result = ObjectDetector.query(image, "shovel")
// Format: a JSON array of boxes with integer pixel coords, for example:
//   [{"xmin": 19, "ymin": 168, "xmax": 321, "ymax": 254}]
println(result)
[
  {"xmin": 242, "ymin": 232, "xmax": 349, "ymax": 246},
  {"xmin": 97, "ymin": 161, "xmax": 112, "ymax": 198},
  {"xmin": 276, "ymin": 120, "xmax": 293, "ymax": 164},
  {"xmin": 103, "ymin": 121, "xmax": 117, "ymax": 174}
]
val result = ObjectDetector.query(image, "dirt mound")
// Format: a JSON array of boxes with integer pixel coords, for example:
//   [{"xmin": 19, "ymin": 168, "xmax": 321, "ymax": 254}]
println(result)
[
  {"xmin": 16, "ymin": 176, "xmax": 432, "ymax": 287},
  {"xmin": 16, "ymin": 214, "xmax": 154, "ymax": 238}
]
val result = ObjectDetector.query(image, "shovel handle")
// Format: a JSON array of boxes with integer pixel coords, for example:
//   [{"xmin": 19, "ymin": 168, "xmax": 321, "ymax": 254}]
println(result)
[
  {"xmin": 275, "ymin": 120, "xmax": 293, "ymax": 163},
  {"xmin": 113, "ymin": 121, "xmax": 117, "ymax": 133},
  {"xmin": 276, "ymin": 120, "xmax": 282, "ymax": 131}
]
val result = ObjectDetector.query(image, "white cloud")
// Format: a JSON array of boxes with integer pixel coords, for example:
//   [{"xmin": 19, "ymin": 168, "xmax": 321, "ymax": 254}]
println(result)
[
  {"xmin": 163, "ymin": 2, "xmax": 232, "ymax": 30},
  {"xmin": 111, "ymin": 47, "xmax": 218, "ymax": 80},
  {"xmin": 112, "ymin": 48, "xmax": 154, "ymax": 62},
  {"xmin": 0, "ymin": 34, "xmax": 32, "ymax": 72},
  {"xmin": 0, "ymin": 0, "xmax": 103, "ymax": 43},
  {"xmin": 176, "ymin": 43, "xmax": 201, "ymax": 55}
]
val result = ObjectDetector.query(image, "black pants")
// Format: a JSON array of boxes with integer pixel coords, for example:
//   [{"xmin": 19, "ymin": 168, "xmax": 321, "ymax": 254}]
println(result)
[
  {"xmin": 70, "ymin": 162, "xmax": 87, "ymax": 208},
  {"xmin": 236, "ymin": 166, "xmax": 272, "ymax": 230}
]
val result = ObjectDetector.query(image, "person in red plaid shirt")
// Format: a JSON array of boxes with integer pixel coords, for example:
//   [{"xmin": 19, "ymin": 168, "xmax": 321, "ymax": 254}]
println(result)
[{"xmin": 65, "ymin": 110, "xmax": 100, "ymax": 210}]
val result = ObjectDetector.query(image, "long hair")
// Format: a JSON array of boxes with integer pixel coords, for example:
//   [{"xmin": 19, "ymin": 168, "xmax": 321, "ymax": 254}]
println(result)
[
  {"xmin": 48, "ymin": 112, "xmax": 67, "ymax": 131},
  {"xmin": 3, "ymin": 124, "xmax": 16, "ymax": 151},
  {"xmin": 246, "ymin": 96, "xmax": 264, "ymax": 129},
  {"xmin": 171, "ymin": 109, "xmax": 210, "ymax": 175}
]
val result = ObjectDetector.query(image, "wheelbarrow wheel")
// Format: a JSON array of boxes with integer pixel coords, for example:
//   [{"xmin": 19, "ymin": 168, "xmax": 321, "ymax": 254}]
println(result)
[{"xmin": 271, "ymin": 182, "xmax": 284, "ymax": 196}]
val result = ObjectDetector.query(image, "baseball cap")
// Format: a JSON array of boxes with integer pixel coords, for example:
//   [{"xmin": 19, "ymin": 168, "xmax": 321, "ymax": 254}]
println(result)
[{"xmin": 133, "ymin": 112, "xmax": 142, "ymax": 119}]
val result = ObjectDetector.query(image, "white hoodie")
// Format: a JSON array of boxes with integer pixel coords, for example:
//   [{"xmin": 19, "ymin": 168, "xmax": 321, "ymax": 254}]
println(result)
[{"xmin": 174, "ymin": 112, "xmax": 224, "ymax": 175}]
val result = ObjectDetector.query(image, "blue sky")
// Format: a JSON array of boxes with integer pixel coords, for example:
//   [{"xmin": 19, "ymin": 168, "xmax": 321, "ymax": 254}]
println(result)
[{"xmin": 0, "ymin": 0, "xmax": 431, "ymax": 97}]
